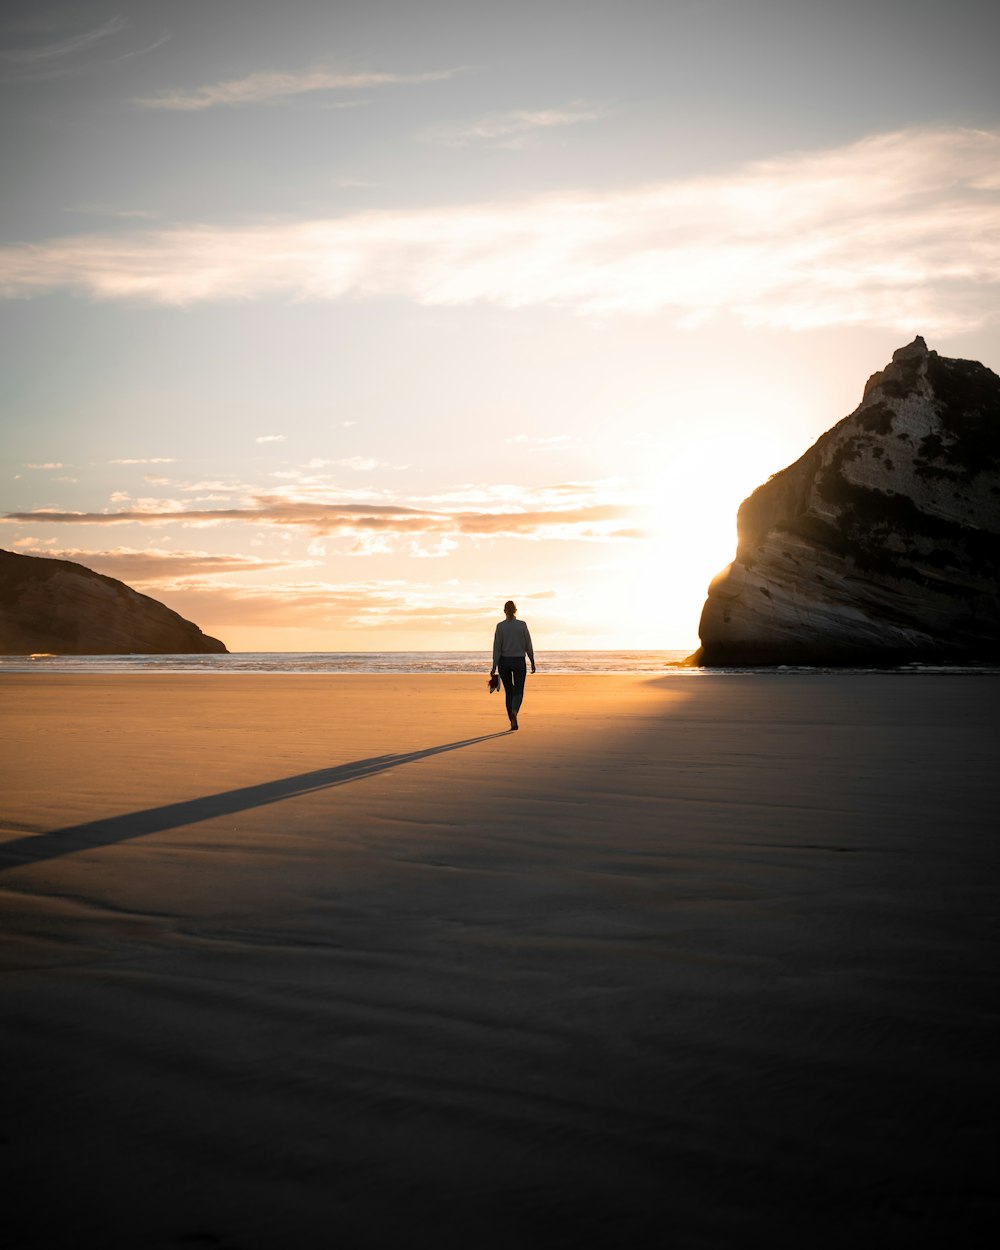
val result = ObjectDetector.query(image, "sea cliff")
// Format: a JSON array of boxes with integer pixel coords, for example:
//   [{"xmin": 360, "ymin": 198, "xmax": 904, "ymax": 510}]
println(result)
[{"xmin": 697, "ymin": 337, "xmax": 1000, "ymax": 665}]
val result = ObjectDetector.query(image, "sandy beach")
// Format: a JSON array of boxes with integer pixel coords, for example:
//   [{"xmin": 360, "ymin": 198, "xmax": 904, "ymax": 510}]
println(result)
[{"xmin": 1, "ymin": 673, "xmax": 998, "ymax": 1248}]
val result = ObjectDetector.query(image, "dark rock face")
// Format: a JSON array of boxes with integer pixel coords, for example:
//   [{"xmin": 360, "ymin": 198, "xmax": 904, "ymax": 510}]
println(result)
[
  {"xmin": 698, "ymin": 338, "xmax": 1000, "ymax": 665},
  {"xmin": 0, "ymin": 549, "xmax": 228, "ymax": 655}
]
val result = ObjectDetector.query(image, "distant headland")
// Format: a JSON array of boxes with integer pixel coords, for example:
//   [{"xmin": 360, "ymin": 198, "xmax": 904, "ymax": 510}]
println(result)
[{"xmin": 0, "ymin": 548, "xmax": 227, "ymax": 655}]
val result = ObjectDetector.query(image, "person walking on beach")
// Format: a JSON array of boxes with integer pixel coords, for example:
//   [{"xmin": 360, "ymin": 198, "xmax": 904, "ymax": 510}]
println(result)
[{"xmin": 491, "ymin": 600, "xmax": 535, "ymax": 731}]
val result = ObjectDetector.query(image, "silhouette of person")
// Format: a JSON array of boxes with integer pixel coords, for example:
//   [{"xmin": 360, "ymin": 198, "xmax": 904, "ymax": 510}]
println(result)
[{"xmin": 491, "ymin": 600, "xmax": 535, "ymax": 731}]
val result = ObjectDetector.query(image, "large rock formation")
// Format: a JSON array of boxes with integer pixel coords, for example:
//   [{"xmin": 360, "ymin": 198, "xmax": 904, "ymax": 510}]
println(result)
[
  {"xmin": 0, "ymin": 548, "xmax": 228, "ymax": 655},
  {"xmin": 697, "ymin": 337, "xmax": 1000, "ymax": 665}
]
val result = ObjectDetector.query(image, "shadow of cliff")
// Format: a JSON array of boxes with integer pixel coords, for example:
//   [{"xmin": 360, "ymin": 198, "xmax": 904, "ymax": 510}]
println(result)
[{"xmin": 0, "ymin": 732, "xmax": 509, "ymax": 873}]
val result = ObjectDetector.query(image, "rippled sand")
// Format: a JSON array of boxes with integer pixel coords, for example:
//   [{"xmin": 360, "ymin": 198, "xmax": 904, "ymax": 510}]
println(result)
[{"xmin": 2, "ymin": 674, "xmax": 997, "ymax": 1247}]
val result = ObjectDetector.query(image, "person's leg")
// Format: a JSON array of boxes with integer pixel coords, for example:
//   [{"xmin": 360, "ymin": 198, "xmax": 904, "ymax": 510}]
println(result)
[
  {"xmin": 499, "ymin": 661, "xmax": 516, "ymax": 720},
  {"xmin": 511, "ymin": 657, "xmax": 527, "ymax": 715}
]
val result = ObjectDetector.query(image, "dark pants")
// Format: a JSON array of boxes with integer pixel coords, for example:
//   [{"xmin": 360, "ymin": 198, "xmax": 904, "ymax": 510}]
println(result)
[{"xmin": 498, "ymin": 656, "xmax": 527, "ymax": 718}]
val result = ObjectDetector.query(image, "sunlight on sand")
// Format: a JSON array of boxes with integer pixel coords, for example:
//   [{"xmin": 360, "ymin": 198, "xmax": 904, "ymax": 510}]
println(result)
[{"xmin": 1, "ymin": 674, "xmax": 997, "ymax": 1246}]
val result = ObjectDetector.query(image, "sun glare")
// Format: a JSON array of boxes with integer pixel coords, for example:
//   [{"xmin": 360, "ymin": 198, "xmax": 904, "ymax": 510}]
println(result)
[{"xmin": 615, "ymin": 424, "xmax": 796, "ymax": 648}]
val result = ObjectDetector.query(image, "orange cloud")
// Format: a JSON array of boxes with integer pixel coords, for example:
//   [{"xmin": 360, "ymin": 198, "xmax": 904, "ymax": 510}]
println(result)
[{"xmin": 3, "ymin": 495, "xmax": 633, "ymax": 541}]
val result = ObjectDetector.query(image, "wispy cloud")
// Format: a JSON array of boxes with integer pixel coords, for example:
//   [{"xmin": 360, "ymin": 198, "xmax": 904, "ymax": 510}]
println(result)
[
  {"xmin": 0, "ymin": 16, "xmax": 168, "ymax": 82},
  {"xmin": 132, "ymin": 578, "xmax": 508, "ymax": 633},
  {"xmin": 255, "ymin": 434, "xmax": 287, "ymax": 444},
  {"xmin": 420, "ymin": 103, "xmax": 606, "ymax": 148},
  {"xmin": 2, "ymin": 127, "xmax": 997, "ymax": 332},
  {"xmin": 177, "ymin": 480, "xmax": 248, "ymax": 495},
  {"xmin": 0, "ymin": 15, "xmax": 125, "ymax": 80},
  {"xmin": 110, "ymin": 457, "xmax": 176, "ymax": 465},
  {"xmin": 68, "ymin": 204, "xmax": 161, "ymax": 221},
  {"xmin": 311, "ymin": 456, "xmax": 386, "ymax": 472},
  {"xmin": 9, "ymin": 546, "xmax": 291, "ymax": 583},
  {"xmin": 266, "ymin": 461, "xmax": 401, "ymax": 490},
  {"xmin": 25, "ymin": 462, "xmax": 65, "ymax": 469},
  {"xmin": 274, "ymin": 456, "xmax": 388, "ymax": 477},
  {"xmin": 507, "ymin": 435, "xmax": 574, "ymax": 451},
  {"xmin": 137, "ymin": 65, "xmax": 464, "ymax": 110}
]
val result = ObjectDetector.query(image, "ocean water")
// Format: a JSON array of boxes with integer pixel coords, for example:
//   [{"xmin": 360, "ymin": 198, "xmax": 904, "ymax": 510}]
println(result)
[
  {"xmin": 1, "ymin": 650, "xmax": 996, "ymax": 675},
  {"xmin": 0, "ymin": 650, "xmax": 690, "ymax": 674}
]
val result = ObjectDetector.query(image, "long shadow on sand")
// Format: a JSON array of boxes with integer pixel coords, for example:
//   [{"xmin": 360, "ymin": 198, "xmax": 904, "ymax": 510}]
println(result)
[{"xmin": 0, "ymin": 732, "xmax": 509, "ymax": 872}]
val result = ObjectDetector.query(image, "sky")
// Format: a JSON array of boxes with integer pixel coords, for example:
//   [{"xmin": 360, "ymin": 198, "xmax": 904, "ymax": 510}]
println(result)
[{"xmin": 1, "ymin": 0, "xmax": 998, "ymax": 652}]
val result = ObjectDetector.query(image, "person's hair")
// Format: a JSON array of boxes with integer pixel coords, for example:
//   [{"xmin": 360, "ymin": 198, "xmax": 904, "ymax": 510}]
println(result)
[{"xmin": 503, "ymin": 600, "xmax": 516, "ymax": 613}]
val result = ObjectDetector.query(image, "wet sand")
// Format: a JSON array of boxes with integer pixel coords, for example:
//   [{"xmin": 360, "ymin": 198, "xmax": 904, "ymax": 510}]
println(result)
[{"xmin": 1, "ymin": 673, "xmax": 998, "ymax": 1247}]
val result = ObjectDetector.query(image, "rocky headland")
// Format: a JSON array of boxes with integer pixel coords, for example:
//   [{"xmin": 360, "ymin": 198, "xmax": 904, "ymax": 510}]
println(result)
[
  {"xmin": 0, "ymin": 548, "xmax": 228, "ymax": 655},
  {"xmin": 697, "ymin": 337, "xmax": 1000, "ymax": 665}
]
